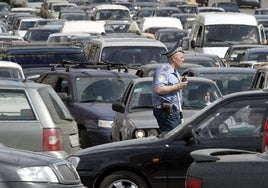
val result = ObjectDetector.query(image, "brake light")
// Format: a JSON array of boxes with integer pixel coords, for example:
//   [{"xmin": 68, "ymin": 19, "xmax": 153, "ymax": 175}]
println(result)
[
  {"xmin": 43, "ymin": 128, "xmax": 64, "ymax": 151},
  {"xmin": 262, "ymin": 120, "xmax": 268, "ymax": 152},
  {"xmin": 185, "ymin": 176, "xmax": 203, "ymax": 188}
]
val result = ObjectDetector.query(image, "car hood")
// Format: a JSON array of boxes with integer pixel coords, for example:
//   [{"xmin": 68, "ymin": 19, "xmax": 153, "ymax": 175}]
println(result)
[
  {"xmin": 127, "ymin": 110, "xmax": 158, "ymax": 128},
  {"xmin": 0, "ymin": 146, "xmax": 61, "ymax": 166},
  {"xmin": 74, "ymin": 135, "xmax": 164, "ymax": 156},
  {"xmin": 70, "ymin": 102, "xmax": 114, "ymax": 119}
]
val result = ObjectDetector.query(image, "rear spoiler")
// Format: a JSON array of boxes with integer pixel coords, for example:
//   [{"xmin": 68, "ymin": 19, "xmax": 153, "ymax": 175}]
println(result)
[{"xmin": 190, "ymin": 148, "xmax": 258, "ymax": 162}]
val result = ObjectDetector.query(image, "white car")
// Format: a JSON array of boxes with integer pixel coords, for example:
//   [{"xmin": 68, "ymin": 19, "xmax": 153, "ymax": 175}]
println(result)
[{"xmin": 0, "ymin": 61, "xmax": 25, "ymax": 80}]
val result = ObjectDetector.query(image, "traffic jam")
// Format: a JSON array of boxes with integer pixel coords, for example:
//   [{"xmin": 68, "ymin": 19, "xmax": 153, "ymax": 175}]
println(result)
[{"xmin": 0, "ymin": 0, "xmax": 267, "ymax": 187}]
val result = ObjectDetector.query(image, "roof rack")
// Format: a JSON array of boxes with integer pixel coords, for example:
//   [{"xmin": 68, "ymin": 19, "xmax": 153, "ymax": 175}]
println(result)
[{"xmin": 50, "ymin": 60, "xmax": 130, "ymax": 73}]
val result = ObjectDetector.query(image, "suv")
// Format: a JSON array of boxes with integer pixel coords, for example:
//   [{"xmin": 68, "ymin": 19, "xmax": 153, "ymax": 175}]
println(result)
[
  {"xmin": 36, "ymin": 65, "xmax": 137, "ymax": 148},
  {"xmin": 85, "ymin": 35, "xmax": 167, "ymax": 68},
  {"xmin": 0, "ymin": 80, "xmax": 80, "ymax": 158},
  {"xmin": 0, "ymin": 45, "xmax": 88, "ymax": 69}
]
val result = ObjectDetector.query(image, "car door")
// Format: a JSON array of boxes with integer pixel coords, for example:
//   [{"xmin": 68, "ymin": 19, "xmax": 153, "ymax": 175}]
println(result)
[{"xmin": 164, "ymin": 94, "xmax": 268, "ymax": 188}]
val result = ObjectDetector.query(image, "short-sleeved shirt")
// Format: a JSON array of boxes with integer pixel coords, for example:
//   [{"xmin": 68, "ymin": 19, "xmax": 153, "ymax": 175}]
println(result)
[{"xmin": 152, "ymin": 63, "xmax": 182, "ymax": 111}]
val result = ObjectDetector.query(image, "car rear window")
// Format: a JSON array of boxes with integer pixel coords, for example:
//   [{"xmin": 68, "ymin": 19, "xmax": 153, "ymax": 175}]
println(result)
[
  {"xmin": 0, "ymin": 90, "xmax": 36, "ymax": 120},
  {"xmin": 38, "ymin": 87, "xmax": 74, "ymax": 123}
]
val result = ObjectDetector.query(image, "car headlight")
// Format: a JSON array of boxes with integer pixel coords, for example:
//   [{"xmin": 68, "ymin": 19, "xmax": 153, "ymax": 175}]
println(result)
[
  {"xmin": 98, "ymin": 120, "xmax": 113, "ymax": 128},
  {"xmin": 134, "ymin": 129, "xmax": 146, "ymax": 139},
  {"xmin": 17, "ymin": 166, "xmax": 59, "ymax": 183}
]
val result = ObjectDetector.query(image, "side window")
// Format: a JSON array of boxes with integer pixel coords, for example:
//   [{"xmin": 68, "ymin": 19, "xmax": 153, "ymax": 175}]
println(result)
[
  {"xmin": 55, "ymin": 77, "xmax": 69, "ymax": 94},
  {"xmin": 196, "ymin": 25, "xmax": 204, "ymax": 47},
  {"xmin": 195, "ymin": 98, "xmax": 267, "ymax": 138},
  {"xmin": 0, "ymin": 90, "xmax": 36, "ymax": 120}
]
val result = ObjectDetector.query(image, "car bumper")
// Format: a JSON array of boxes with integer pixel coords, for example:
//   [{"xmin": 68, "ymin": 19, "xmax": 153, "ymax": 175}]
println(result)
[
  {"xmin": 0, "ymin": 182, "xmax": 86, "ymax": 188},
  {"xmin": 87, "ymin": 128, "xmax": 112, "ymax": 146}
]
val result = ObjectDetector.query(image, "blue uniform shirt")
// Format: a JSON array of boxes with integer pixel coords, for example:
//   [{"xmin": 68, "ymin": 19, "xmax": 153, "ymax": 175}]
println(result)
[{"xmin": 152, "ymin": 63, "xmax": 182, "ymax": 111}]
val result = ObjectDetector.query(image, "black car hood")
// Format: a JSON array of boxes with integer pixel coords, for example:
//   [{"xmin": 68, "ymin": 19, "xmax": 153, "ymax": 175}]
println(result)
[{"xmin": 74, "ymin": 135, "xmax": 166, "ymax": 156}]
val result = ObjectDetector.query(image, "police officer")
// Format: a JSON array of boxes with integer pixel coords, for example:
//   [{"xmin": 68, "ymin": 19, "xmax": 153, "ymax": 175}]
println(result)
[{"xmin": 152, "ymin": 42, "xmax": 188, "ymax": 133}]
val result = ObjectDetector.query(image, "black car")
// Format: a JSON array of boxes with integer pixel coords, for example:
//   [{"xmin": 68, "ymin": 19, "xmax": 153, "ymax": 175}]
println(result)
[
  {"xmin": 196, "ymin": 0, "xmax": 208, "ymax": 6},
  {"xmin": 36, "ymin": 65, "xmax": 137, "ymax": 148},
  {"xmin": 0, "ymin": 146, "xmax": 86, "ymax": 188},
  {"xmin": 67, "ymin": 88, "xmax": 268, "ymax": 188},
  {"xmin": 185, "ymin": 148, "xmax": 267, "ymax": 188},
  {"xmin": 0, "ymin": 45, "xmax": 88, "ymax": 69},
  {"xmin": 232, "ymin": 0, "xmax": 261, "ymax": 8}
]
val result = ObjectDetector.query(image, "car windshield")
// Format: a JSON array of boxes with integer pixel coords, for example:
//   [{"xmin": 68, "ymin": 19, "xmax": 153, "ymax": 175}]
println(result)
[
  {"xmin": 77, "ymin": 76, "xmax": 132, "ymax": 103},
  {"xmin": 204, "ymin": 25, "xmax": 260, "ymax": 47},
  {"xmin": 97, "ymin": 9, "xmax": 131, "ymax": 21},
  {"xmin": 101, "ymin": 46, "xmax": 166, "ymax": 68},
  {"xmin": 197, "ymin": 72, "xmax": 254, "ymax": 94}
]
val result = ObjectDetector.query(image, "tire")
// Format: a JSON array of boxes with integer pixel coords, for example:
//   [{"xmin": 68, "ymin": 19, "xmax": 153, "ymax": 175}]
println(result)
[
  {"xmin": 79, "ymin": 128, "xmax": 90, "ymax": 149},
  {"xmin": 99, "ymin": 171, "xmax": 148, "ymax": 188}
]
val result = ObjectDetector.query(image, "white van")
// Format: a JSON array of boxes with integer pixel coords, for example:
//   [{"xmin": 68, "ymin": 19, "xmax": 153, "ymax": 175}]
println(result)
[{"xmin": 186, "ymin": 12, "xmax": 266, "ymax": 58}]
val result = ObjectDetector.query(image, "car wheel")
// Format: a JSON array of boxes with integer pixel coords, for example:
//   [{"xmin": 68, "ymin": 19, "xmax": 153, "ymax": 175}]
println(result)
[
  {"xmin": 79, "ymin": 128, "xmax": 90, "ymax": 149},
  {"xmin": 99, "ymin": 171, "xmax": 148, "ymax": 188}
]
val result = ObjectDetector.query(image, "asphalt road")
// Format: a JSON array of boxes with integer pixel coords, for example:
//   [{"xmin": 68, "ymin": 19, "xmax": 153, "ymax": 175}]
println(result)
[{"xmin": 208, "ymin": 0, "xmax": 268, "ymax": 14}]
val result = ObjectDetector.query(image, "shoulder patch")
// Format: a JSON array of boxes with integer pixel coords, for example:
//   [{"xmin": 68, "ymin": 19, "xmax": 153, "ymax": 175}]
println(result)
[{"xmin": 158, "ymin": 74, "xmax": 167, "ymax": 82}]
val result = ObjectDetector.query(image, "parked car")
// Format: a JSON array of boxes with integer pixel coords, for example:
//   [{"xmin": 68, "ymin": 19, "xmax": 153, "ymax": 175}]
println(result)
[
  {"xmin": 185, "ymin": 148, "xmax": 266, "ymax": 188},
  {"xmin": 223, "ymin": 44, "xmax": 268, "ymax": 67},
  {"xmin": 211, "ymin": 2, "xmax": 240, "ymax": 12},
  {"xmin": 23, "ymin": 25, "xmax": 61, "ymax": 43},
  {"xmin": 36, "ymin": 65, "xmax": 138, "ymax": 148},
  {"xmin": 135, "ymin": 63, "xmax": 203, "ymax": 78},
  {"xmin": 67, "ymin": 88, "xmax": 268, "ymax": 188},
  {"xmin": 0, "ymin": 146, "xmax": 86, "ymax": 187},
  {"xmin": 154, "ymin": 28, "xmax": 188, "ymax": 50},
  {"xmin": 0, "ymin": 80, "xmax": 80, "ymax": 158},
  {"xmin": 250, "ymin": 63, "xmax": 268, "ymax": 89},
  {"xmin": 0, "ymin": 45, "xmax": 88, "ymax": 69},
  {"xmin": 239, "ymin": 47, "xmax": 268, "ymax": 63},
  {"xmin": 85, "ymin": 35, "xmax": 167, "ymax": 68},
  {"xmin": 255, "ymin": 8, "xmax": 268, "ymax": 15},
  {"xmin": 181, "ymin": 67, "xmax": 256, "ymax": 94},
  {"xmin": 111, "ymin": 76, "xmax": 222, "ymax": 141},
  {"xmin": 0, "ymin": 60, "xmax": 25, "ymax": 80},
  {"xmin": 197, "ymin": 6, "xmax": 225, "ymax": 13},
  {"xmin": 231, "ymin": 0, "xmax": 261, "ymax": 8}
]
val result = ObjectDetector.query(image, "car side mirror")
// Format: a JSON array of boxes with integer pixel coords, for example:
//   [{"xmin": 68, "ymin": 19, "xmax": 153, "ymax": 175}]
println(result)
[
  {"xmin": 112, "ymin": 101, "xmax": 125, "ymax": 113},
  {"xmin": 181, "ymin": 125, "xmax": 197, "ymax": 144},
  {"xmin": 190, "ymin": 40, "xmax": 196, "ymax": 49}
]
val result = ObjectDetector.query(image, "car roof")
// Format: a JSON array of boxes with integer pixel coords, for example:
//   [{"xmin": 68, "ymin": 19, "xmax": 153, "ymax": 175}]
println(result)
[
  {"xmin": 89, "ymin": 37, "xmax": 167, "ymax": 48},
  {"xmin": 41, "ymin": 68, "xmax": 138, "ymax": 78},
  {"xmin": 1, "ymin": 46, "xmax": 84, "ymax": 54},
  {"xmin": 182, "ymin": 67, "xmax": 256, "ymax": 75}
]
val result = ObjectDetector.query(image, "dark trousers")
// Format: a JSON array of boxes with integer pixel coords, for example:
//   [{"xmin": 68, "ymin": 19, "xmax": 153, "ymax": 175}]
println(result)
[{"xmin": 153, "ymin": 107, "xmax": 181, "ymax": 132}]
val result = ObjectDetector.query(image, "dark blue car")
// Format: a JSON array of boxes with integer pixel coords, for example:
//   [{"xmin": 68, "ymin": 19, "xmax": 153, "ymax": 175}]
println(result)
[{"xmin": 36, "ymin": 66, "xmax": 137, "ymax": 148}]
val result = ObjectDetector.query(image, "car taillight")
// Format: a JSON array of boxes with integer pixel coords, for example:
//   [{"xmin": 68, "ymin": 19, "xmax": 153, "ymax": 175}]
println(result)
[
  {"xmin": 185, "ymin": 176, "xmax": 203, "ymax": 188},
  {"xmin": 43, "ymin": 128, "xmax": 64, "ymax": 151},
  {"xmin": 262, "ymin": 120, "xmax": 268, "ymax": 152}
]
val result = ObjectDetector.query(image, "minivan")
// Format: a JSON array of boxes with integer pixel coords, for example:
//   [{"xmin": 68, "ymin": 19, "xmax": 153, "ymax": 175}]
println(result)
[{"xmin": 183, "ymin": 12, "xmax": 267, "ymax": 58}]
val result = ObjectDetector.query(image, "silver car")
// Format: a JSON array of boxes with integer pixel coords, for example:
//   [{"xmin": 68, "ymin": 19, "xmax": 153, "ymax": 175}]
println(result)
[{"xmin": 0, "ymin": 80, "xmax": 80, "ymax": 158}]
